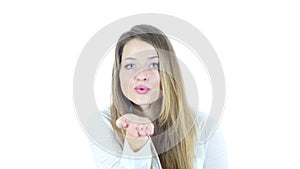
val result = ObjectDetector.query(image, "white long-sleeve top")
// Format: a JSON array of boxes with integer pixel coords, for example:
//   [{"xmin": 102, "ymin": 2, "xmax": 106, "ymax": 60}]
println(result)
[{"xmin": 88, "ymin": 107, "xmax": 228, "ymax": 169}]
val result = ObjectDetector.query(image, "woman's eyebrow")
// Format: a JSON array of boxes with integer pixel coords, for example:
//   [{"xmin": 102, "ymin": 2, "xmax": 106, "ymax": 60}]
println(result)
[
  {"xmin": 124, "ymin": 56, "xmax": 158, "ymax": 60},
  {"xmin": 123, "ymin": 57, "xmax": 136, "ymax": 60},
  {"xmin": 148, "ymin": 56, "xmax": 159, "ymax": 59}
]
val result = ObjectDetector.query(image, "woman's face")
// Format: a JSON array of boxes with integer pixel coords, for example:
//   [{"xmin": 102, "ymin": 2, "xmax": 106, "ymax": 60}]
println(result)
[{"xmin": 119, "ymin": 39, "xmax": 161, "ymax": 109}]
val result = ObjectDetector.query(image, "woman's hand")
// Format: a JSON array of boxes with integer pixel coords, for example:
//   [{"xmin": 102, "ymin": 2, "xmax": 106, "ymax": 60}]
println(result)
[
  {"xmin": 116, "ymin": 114, "xmax": 154, "ymax": 137},
  {"xmin": 116, "ymin": 114, "xmax": 154, "ymax": 152}
]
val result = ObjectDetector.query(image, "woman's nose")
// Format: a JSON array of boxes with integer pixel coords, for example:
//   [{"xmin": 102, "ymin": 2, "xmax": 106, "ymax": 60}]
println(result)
[{"xmin": 135, "ymin": 69, "xmax": 149, "ymax": 82}]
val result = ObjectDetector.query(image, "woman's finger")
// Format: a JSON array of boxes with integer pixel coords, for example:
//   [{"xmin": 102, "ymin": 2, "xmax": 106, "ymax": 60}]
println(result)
[
  {"xmin": 146, "ymin": 123, "xmax": 154, "ymax": 135},
  {"xmin": 137, "ymin": 124, "xmax": 146, "ymax": 136},
  {"xmin": 116, "ymin": 117, "xmax": 128, "ymax": 128},
  {"xmin": 121, "ymin": 118, "xmax": 128, "ymax": 128}
]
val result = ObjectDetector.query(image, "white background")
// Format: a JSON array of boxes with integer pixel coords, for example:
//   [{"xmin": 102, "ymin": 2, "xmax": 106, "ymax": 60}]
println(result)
[{"xmin": 1, "ymin": 1, "xmax": 299, "ymax": 169}]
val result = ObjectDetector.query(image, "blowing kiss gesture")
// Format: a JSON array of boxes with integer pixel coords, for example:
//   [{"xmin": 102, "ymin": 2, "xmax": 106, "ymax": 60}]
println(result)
[{"xmin": 116, "ymin": 114, "xmax": 155, "ymax": 152}]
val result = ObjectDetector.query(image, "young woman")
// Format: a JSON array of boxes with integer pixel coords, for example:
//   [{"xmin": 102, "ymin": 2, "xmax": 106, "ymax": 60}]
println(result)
[{"xmin": 89, "ymin": 25, "xmax": 228, "ymax": 169}]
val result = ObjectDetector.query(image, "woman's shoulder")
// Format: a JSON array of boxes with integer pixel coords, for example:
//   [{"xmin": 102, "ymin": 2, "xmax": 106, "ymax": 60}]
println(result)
[
  {"xmin": 97, "ymin": 106, "xmax": 111, "ymax": 120},
  {"xmin": 193, "ymin": 111, "xmax": 223, "ymax": 144},
  {"xmin": 193, "ymin": 111, "xmax": 207, "ymax": 129},
  {"xmin": 87, "ymin": 106, "xmax": 113, "ymax": 133}
]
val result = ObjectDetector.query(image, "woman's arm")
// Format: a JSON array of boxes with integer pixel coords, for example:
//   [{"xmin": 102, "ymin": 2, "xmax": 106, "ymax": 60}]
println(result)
[
  {"xmin": 88, "ymin": 109, "xmax": 156, "ymax": 169},
  {"xmin": 90, "ymin": 137, "xmax": 153, "ymax": 169}
]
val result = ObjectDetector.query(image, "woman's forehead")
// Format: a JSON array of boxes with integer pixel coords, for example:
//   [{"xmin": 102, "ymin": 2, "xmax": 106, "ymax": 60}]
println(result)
[{"xmin": 122, "ymin": 39, "xmax": 158, "ymax": 60}]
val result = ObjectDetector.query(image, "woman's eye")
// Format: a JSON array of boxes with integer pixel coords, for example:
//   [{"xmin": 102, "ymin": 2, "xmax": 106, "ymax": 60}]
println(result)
[
  {"xmin": 149, "ymin": 63, "xmax": 159, "ymax": 68},
  {"xmin": 124, "ymin": 64, "xmax": 136, "ymax": 69}
]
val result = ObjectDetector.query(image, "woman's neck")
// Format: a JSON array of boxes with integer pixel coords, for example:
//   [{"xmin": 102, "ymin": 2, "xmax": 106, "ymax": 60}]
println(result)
[{"xmin": 132, "ymin": 104, "xmax": 158, "ymax": 121}]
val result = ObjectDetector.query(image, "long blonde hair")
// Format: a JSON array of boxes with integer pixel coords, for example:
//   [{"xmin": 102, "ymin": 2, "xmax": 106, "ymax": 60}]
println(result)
[{"xmin": 111, "ymin": 25, "xmax": 197, "ymax": 169}]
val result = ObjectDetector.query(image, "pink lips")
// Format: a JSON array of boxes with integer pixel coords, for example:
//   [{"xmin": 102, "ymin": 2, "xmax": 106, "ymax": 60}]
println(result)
[{"xmin": 135, "ymin": 85, "xmax": 150, "ymax": 94}]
